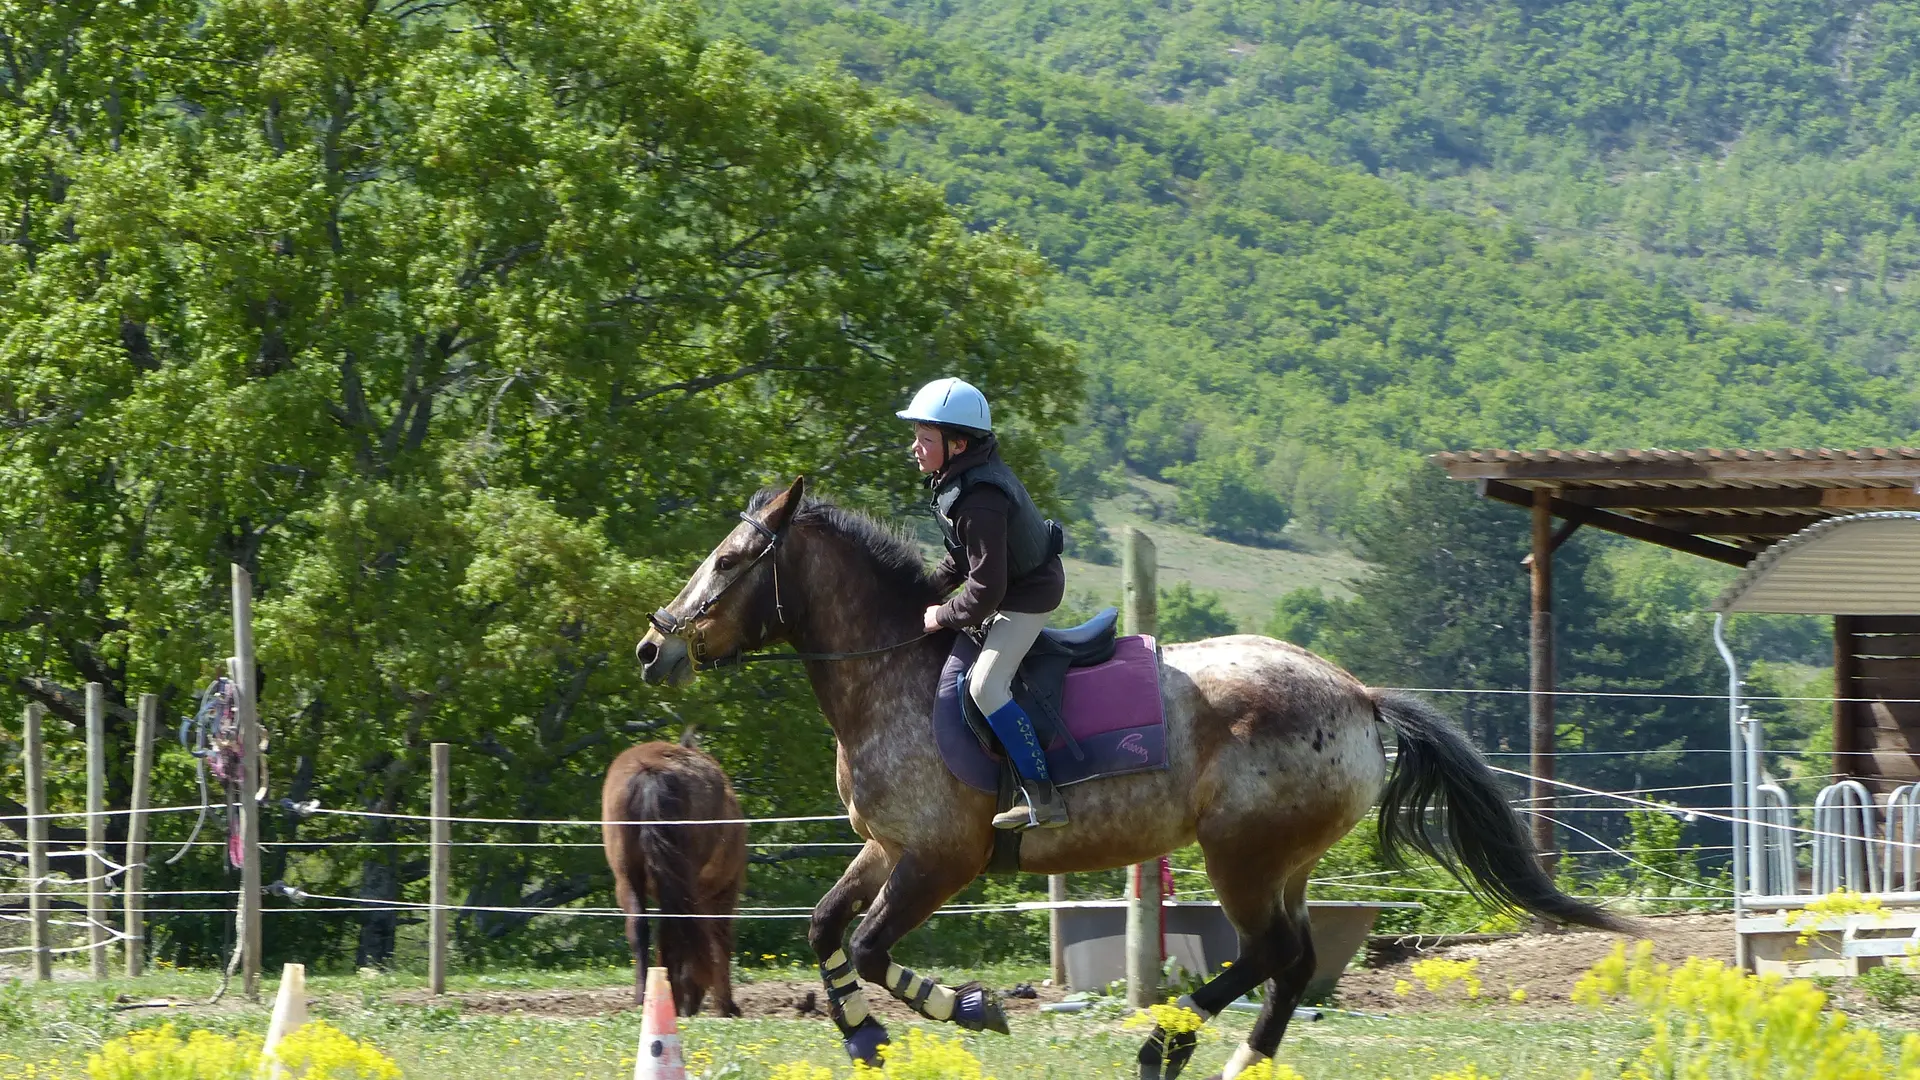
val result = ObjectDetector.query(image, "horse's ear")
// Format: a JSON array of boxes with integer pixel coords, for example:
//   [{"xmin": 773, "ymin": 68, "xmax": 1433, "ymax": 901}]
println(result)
[
  {"xmin": 761, "ymin": 475, "xmax": 806, "ymax": 533},
  {"xmin": 679, "ymin": 724, "xmax": 701, "ymax": 749}
]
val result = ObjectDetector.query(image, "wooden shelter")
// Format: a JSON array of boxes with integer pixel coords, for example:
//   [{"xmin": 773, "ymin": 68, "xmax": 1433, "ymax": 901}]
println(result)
[{"xmin": 1430, "ymin": 449, "xmax": 1920, "ymax": 844}]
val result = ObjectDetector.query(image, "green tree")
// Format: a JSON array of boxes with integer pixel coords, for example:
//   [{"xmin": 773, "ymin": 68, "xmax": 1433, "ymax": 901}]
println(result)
[
  {"xmin": 1263, "ymin": 587, "xmax": 1342, "ymax": 653},
  {"xmin": 1320, "ymin": 470, "xmax": 1726, "ymax": 829},
  {"xmin": 1168, "ymin": 450, "xmax": 1292, "ymax": 545},
  {"xmin": 0, "ymin": 0, "xmax": 1075, "ymax": 965},
  {"xmin": 1157, "ymin": 582, "xmax": 1238, "ymax": 642}
]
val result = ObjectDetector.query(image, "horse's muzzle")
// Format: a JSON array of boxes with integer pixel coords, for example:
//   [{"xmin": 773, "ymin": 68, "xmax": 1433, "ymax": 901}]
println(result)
[{"xmin": 637, "ymin": 629, "xmax": 693, "ymax": 686}]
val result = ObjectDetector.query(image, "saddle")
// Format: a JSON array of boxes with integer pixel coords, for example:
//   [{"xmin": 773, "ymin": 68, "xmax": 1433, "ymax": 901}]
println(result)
[
  {"xmin": 957, "ymin": 607, "xmax": 1121, "ymax": 759},
  {"xmin": 938, "ymin": 608, "xmax": 1167, "ymax": 875}
]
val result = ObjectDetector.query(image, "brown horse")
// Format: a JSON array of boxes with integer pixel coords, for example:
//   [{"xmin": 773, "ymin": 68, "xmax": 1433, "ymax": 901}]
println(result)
[
  {"xmin": 635, "ymin": 477, "xmax": 1626, "ymax": 1078},
  {"xmin": 601, "ymin": 727, "xmax": 747, "ymax": 1017}
]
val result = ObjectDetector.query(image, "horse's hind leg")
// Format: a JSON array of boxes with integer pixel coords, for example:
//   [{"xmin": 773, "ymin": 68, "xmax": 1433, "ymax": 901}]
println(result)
[
  {"xmin": 712, "ymin": 912, "xmax": 742, "ymax": 1017},
  {"xmin": 808, "ymin": 843, "xmax": 893, "ymax": 1064},
  {"xmin": 1132, "ymin": 911, "xmax": 1277, "ymax": 1080},
  {"xmin": 610, "ymin": 829, "xmax": 650, "ymax": 1007},
  {"xmin": 1207, "ymin": 877, "xmax": 1318, "ymax": 1080},
  {"xmin": 848, "ymin": 849, "xmax": 1007, "ymax": 1036},
  {"xmin": 1135, "ymin": 869, "xmax": 1314, "ymax": 1080}
]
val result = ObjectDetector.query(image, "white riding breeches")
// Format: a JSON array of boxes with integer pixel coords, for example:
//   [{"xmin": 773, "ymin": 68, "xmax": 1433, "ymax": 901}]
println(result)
[{"xmin": 966, "ymin": 611, "xmax": 1049, "ymax": 716}]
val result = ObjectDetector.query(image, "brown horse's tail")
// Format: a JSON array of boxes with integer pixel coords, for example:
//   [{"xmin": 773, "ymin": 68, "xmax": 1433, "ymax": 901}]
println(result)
[
  {"xmin": 1371, "ymin": 689, "xmax": 1633, "ymax": 932},
  {"xmin": 624, "ymin": 766, "xmax": 702, "ymax": 952}
]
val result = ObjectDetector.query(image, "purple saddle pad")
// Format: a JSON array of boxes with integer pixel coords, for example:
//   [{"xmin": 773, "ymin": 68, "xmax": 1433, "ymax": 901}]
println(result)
[{"xmin": 933, "ymin": 633, "xmax": 1168, "ymax": 792}]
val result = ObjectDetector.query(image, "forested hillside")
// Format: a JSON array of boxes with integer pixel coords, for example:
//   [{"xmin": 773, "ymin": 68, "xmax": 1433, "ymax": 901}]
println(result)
[{"xmin": 717, "ymin": 0, "xmax": 1920, "ymax": 536}]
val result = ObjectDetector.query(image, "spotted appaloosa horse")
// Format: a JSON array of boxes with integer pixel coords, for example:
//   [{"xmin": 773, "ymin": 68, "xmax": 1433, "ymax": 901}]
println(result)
[
  {"xmin": 636, "ymin": 477, "xmax": 1626, "ymax": 1079},
  {"xmin": 601, "ymin": 727, "xmax": 747, "ymax": 1017}
]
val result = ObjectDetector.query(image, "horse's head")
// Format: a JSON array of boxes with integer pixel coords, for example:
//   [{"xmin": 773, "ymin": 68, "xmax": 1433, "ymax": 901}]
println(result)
[{"xmin": 637, "ymin": 475, "xmax": 806, "ymax": 686}]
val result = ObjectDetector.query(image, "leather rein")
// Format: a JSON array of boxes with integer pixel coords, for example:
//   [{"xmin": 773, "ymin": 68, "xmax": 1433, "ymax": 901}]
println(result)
[{"xmin": 647, "ymin": 511, "xmax": 933, "ymax": 672}]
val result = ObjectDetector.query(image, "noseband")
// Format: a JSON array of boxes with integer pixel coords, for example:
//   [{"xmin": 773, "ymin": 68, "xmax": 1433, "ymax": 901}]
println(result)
[
  {"xmin": 645, "ymin": 509, "xmax": 932, "ymax": 672},
  {"xmin": 648, "ymin": 512, "xmax": 787, "ymax": 671}
]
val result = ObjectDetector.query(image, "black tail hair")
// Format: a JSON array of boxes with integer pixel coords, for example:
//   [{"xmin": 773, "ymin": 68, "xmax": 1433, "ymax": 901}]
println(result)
[
  {"xmin": 627, "ymin": 767, "xmax": 702, "ymax": 956},
  {"xmin": 1373, "ymin": 689, "xmax": 1632, "ymax": 932}
]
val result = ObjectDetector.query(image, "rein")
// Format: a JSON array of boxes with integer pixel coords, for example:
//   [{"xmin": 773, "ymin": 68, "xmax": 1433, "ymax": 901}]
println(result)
[
  {"xmin": 699, "ymin": 632, "xmax": 935, "ymax": 670},
  {"xmin": 648, "ymin": 510, "xmax": 934, "ymax": 672}
]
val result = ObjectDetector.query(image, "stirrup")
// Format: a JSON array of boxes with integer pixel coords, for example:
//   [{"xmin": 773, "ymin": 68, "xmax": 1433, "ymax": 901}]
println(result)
[{"xmin": 993, "ymin": 788, "xmax": 1068, "ymax": 831}]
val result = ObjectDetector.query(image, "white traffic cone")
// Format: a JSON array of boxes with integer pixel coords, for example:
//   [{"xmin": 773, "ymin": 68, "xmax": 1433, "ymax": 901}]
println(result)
[
  {"xmin": 635, "ymin": 967, "xmax": 687, "ymax": 1080},
  {"xmin": 259, "ymin": 962, "xmax": 308, "ymax": 1080}
]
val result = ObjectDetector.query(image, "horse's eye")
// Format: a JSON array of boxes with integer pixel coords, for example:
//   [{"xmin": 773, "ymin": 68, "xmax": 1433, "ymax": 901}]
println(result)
[{"xmin": 715, "ymin": 555, "xmax": 737, "ymax": 573}]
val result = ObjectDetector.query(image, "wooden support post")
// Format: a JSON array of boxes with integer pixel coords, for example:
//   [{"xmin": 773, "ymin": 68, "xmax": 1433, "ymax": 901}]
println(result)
[
  {"xmin": 1834, "ymin": 615, "xmax": 1858, "ymax": 782},
  {"xmin": 233, "ymin": 564, "xmax": 263, "ymax": 1001},
  {"xmin": 23, "ymin": 703, "xmax": 51, "ymax": 981},
  {"xmin": 1122, "ymin": 527, "xmax": 1159, "ymax": 1008},
  {"xmin": 126, "ymin": 693, "xmax": 157, "ymax": 978},
  {"xmin": 1529, "ymin": 488, "xmax": 1557, "ymax": 874},
  {"xmin": 86, "ymin": 682, "xmax": 109, "ymax": 980},
  {"xmin": 430, "ymin": 742, "xmax": 451, "ymax": 995},
  {"xmin": 1048, "ymin": 875, "xmax": 1067, "ymax": 987}
]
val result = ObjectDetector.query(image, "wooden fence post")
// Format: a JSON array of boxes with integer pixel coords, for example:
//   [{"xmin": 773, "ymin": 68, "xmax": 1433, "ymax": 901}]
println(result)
[
  {"xmin": 1122, "ymin": 528, "xmax": 1159, "ymax": 1008},
  {"xmin": 22, "ymin": 703, "xmax": 51, "ymax": 981},
  {"xmin": 126, "ymin": 693, "xmax": 157, "ymax": 978},
  {"xmin": 233, "ymin": 563, "xmax": 263, "ymax": 1001},
  {"xmin": 430, "ymin": 742, "xmax": 450, "ymax": 995},
  {"xmin": 86, "ymin": 682, "xmax": 109, "ymax": 980}
]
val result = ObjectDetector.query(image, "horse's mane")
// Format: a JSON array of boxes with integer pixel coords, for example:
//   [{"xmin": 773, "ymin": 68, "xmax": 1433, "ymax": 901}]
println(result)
[{"xmin": 747, "ymin": 488, "xmax": 941, "ymax": 602}]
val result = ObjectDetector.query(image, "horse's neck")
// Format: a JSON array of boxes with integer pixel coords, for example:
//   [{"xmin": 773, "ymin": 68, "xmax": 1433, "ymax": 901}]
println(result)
[{"xmin": 787, "ymin": 531, "xmax": 944, "ymax": 747}]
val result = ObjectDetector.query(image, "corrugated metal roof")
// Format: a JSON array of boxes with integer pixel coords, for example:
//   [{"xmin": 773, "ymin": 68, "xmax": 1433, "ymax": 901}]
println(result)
[
  {"xmin": 1716, "ymin": 513, "xmax": 1920, "ymax": 614},
  {"xmin": 1434, "ymin": 447, "xmax": 1920, "ymax": 467}
]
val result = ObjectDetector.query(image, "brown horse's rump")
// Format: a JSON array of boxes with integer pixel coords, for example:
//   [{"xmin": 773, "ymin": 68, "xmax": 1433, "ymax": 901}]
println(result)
[{"xmin": 601, "ymin": 729, "xmax": 746, "ymax": 1016}]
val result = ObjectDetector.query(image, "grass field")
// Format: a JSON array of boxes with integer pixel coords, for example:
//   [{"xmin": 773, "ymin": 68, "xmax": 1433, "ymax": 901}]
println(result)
[
  {"xmin": 0, "ymin": 962, "xmax": 1653, "ymax": 1080},
  {"xmin": 1064, "ymin": 475, "xmax": 1368, "ymax": 631}
]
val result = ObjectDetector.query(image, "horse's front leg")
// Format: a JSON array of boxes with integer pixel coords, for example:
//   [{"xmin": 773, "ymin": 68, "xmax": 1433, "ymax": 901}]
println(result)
[
  {"xmin": 849, "ymin": 849, "xmax": 1008, "ymax": 1036},
  {"xmin": 809, "ymin": 842, "xmax": 894, "ymax": 1064}
]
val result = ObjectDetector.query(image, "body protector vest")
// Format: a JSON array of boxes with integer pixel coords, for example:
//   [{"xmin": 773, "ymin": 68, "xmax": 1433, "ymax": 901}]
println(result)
[{"xmin": 932, "ymin": 457, "xmax": 1063, "ymax": 583}]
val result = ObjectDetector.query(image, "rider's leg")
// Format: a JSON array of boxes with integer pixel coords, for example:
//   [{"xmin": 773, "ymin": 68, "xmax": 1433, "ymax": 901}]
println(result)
[
  {"xmin": 968, "ymin": 612, "xmax": 1067, "ymax": 829},
  {"xmin": 849, "ymin": 848, "xmax": 1008, "ymax": 1034},
  {"xmin": 808, "ymin": 843, "xmax": 893, "ymax": 1064}
]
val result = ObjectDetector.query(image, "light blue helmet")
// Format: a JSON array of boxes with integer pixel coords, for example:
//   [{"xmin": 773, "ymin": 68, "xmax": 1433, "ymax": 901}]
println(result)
[{"xmin": 896, "ymin": 377, "xmax": 992, "ymax": 436}]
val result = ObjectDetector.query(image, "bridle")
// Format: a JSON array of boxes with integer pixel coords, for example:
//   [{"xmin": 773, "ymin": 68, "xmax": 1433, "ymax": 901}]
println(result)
[{"xmin": 645, "ymin": 509, "xmax": 932, "ymax": 672}]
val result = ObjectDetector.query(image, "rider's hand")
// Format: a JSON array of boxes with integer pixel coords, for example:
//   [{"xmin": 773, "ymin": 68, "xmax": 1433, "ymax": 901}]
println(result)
[{"xmin": 923, "ymin": 606, "xmax": 944, "ymax": 633}]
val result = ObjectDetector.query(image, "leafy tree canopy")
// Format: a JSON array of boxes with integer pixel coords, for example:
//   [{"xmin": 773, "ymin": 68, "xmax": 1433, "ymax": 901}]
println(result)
[{"xmin": 0, "ymin": 0, "xmax": 1073, "ymax": 965}]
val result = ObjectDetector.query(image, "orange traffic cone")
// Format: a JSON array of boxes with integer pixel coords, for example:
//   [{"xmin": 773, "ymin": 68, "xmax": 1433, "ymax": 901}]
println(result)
[{"xmin": 635, "ymin": 967, "xmax": 686, "ymax": 1080}]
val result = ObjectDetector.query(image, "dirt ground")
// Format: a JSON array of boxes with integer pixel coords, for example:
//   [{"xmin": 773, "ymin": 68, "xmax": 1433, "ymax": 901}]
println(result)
[
  {"xmin": 388, "ymin": 977, "xmax": 1071, "ymax": 1022},
  {"xmin": 391, "ymin": 913, "xmax": 1736, "ymax": 1021},
  {"xmin": 1334, "ymin": 912, "xmax": 1735, "ymax": 1014}
]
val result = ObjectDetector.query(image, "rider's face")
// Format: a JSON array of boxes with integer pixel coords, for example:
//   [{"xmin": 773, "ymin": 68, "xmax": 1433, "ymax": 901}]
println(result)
[{"xmin": 911, "ymin": 424, "xmax": 951, "ymax": 474}]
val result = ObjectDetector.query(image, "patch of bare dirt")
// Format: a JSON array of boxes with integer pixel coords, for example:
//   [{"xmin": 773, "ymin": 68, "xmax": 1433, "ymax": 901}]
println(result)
[
  {"xmin": 1335, "ymin": 913, "xmax": 1735, "ymax": 1014},
  {"xmin": 390, "ymin": 976, "xmax": 1067, "ymax": 1023}
]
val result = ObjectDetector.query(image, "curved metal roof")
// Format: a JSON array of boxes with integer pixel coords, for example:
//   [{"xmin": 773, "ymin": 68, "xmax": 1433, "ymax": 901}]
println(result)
[{"xmin": 1715, "ymin": 512, "xmax": 1920, "ymax": 614}]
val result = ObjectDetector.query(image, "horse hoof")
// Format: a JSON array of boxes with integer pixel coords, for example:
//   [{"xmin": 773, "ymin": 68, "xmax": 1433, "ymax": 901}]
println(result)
[
  {"xmin": 1164, "ymin": 1030, "xmax": 1199, "ymax": 1080},
  {"xmin": 843, "ymin": 1018, "xmax": 890, "ymax": 1065},
  {"xmin": 953, "ymin": 981, "xmax": 1009, "ymax": 1035}
]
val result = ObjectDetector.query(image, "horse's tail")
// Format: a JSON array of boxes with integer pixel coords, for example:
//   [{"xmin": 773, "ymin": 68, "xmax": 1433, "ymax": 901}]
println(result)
[
  {"xmin": 1371, "ymin": 688, "xmax": 1632, "ymax": 932},
  {"xmin": 626, "ymin": 765, "xmax": 702, "ymax": 948}
]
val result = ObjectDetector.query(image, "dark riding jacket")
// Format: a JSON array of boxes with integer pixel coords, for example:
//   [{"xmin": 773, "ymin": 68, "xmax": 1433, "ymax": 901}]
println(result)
[{"xmin": 928, "ymin": 437, "xmax": 1065, "ymax": 630}]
